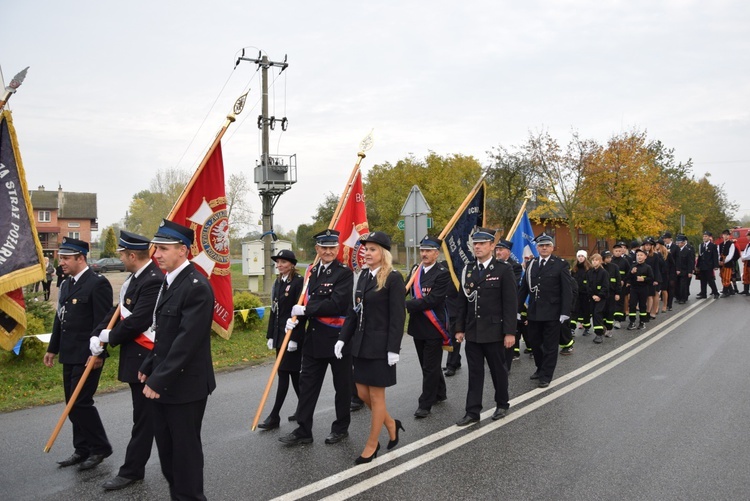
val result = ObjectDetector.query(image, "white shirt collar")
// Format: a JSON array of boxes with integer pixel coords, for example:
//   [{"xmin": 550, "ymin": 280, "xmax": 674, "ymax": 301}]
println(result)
[
  {"xmin": 133, "ymin": 260, "xmax": 151, "ymax": 279},
  {"xmin": 166, "ymin": 259, "xmax": 191, "ymax": 287},
  {"xmin": 479, "ymin": 257, "xmax": 493, "ymax": 269},
  {"xmin": 422, "ymin": 262, "xmax": 436, "ymax": 273},
  {"xmin": 72, "ymin": 266, "xmax": 89, "ymax": 282}
]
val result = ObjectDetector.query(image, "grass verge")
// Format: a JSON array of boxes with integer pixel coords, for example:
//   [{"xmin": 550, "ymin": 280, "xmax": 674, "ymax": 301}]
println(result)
[{"xmin": 0, "ymin": 325, "xmax": 273, "ymax": 413}]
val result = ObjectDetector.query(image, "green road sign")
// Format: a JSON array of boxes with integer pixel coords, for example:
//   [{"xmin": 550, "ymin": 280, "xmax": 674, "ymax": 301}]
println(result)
[{"xmin": 397, "ymin": 220, "xmax": 405, "ymax": 231}]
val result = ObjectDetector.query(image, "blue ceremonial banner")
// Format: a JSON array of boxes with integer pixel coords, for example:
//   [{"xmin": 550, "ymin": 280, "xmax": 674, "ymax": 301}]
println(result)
[
  {"xmin": 441, "ymin": 181, "xmax": 485, "ymax": 288},
  {"xmin": 509, "ymin": 210, "xmax": 538, "ymax": 263}
]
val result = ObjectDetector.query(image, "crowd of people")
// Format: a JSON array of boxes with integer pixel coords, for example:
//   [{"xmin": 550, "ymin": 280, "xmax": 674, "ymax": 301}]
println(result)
[{"xmin": 41, "ymin": 223, "xmax": 749, "ymax": 500}]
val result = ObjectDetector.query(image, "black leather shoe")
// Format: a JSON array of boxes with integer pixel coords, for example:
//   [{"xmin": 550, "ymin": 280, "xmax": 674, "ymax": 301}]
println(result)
[
  {"xmin": 696, "ymin": 294, "xmax": 707, "ymax": 299},
  {"xmin": 288, "ymin": 414, "xmax": 297, "ymax": 422},
  {"xmin": 57, "ymin": 453, "xmax": 87, "ymax": 467},
  {"xmin": 103, "ymin": 476, "xmax": 139, "ymax": 491},
  {"xmin": 538, "ymin": 380, "xmax": 550, "ymax": 388},
  {"xmin": 530, "ymin": 372, "xmax": 541, "ymax": 380},
  {"xmin": 257, "ymin": 417, "xmax": 280, "ymax": 430},
  {"xmin": 355, "ymin": 442, "xmax": 380, "ymax": 465},
  {"xmin": 279, "ymin": 432, "xmax": 313, "ymax": 445},
  {"xmin": 324, "ymin": 431, "xmax": 349, "ymax": 444},
  {"xmin": 436, "ymin": 395, "xmax": 447, "ymax": 403},
  {"xmin": 387, "ymin": 419, "xmax": 404, "ymax": 450},
  {"xmin": 350, "ymin": 399, "xmax": 365, "ymax": 412},
  {"xmin": 455, "ymin": 415, "xmax": 479, "ymax": 427},
  {"xmin": 414, "ymin": 408, "xmax": 431, "ymax": 418},
  {"xmin": 79, "ymin": 451, "xmax": 112, "ymax": 471},
  {"xmin": 444, "ymin": 367, "xmax": 456, "ymax": 377},
  {"xmin": 491, "ymin": 407, "xmax": 508, "ymax": 421}
]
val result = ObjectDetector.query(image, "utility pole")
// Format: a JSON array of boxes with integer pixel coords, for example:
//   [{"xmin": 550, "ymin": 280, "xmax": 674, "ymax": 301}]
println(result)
[{"xmin": 237, "ymin": 52, "xmax": 296, "ymax": 295}]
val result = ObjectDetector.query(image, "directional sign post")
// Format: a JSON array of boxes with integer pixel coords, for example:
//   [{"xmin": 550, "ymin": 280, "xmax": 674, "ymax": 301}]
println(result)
[{"xmin": 400, "ymin": 186, "xmax": 431, "ymax": 270}]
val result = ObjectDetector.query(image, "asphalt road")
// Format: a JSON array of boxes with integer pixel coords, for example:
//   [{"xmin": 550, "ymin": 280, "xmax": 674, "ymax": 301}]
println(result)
[{"xmin": 2, "ymin": 283, "xmax": 749, "ymax": 500}]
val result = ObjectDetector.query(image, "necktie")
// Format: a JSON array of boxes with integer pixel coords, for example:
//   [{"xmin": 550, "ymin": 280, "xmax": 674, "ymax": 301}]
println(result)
[
  {"xmin": 70, "ymin": 277, "xmax": 76, "ymax": 286},
  {"xmin": 478, "ymin": 263, "xmax": 486, "ymax": 278},
  {"xmin": 540, "ymin": 259, "xmax": 546, "ymax": 268}
]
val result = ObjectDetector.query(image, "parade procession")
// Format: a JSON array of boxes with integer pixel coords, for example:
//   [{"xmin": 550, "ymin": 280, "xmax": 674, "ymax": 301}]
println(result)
[{"xmin": 2, "ymin": 3, "xmax": 750, "ymax": 500}]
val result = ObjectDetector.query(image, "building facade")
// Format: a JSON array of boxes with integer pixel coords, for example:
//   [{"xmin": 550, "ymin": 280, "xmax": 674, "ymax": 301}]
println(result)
[{"xmin": 30, "ymin": 185, "xmax": 98, "ymax": 259}]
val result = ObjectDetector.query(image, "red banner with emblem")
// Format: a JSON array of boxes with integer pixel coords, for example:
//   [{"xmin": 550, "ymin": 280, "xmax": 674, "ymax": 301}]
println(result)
[
  {"xmin": 333, "ymin": 169, "xmax": 369, "ymax": 271},
  {"xmin": 168, "ymin": 143, "xmax": 234, "ymax": 339}
]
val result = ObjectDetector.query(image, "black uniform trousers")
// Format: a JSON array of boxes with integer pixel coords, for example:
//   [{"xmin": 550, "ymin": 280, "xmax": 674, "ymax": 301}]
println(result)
[
  {"xmin": 676, "ymin": 274, "xmax": 691, "ymax": 302},
  {"xmin": 413, "ymin": 338, "xmax": 447, "ymax": 410},
  {"xmin": 152, "ymin": 397, "xmax": 208, "ymax": 501},
  {"xmin": 591, "ymin": 300, "xmax": 607, "ymax": 334},
  {"xmin": 698, "ymin": 270, "xmax": 719, "ymax": 296},
  {"xmin": 118, "ymin": 382, "xmax": 154, "ymax": 480},
  {"xmin": 629, "ymin": 286, "xmax": 650, "ymax": 323},
  {"xmin": 62, "ymin": 363, "xmax": 111, "ymax": 457},
  {"xmin": 525, "ymin": 320, "xmax": 560, "ymax": 383},
  {"xmin": 445, "ymin": 316, "xmax": 462, "ymax": 369},
  {"xmin": 464, "ymin": 340, "xmax": 509, "ymax": 418},
  {"xmin": 604, "ymin": 295, "xmax": 616, "ymax": 331},
  {"xmin": 294, "ymin": 353, "xmax": 352, "ymax": 438}
]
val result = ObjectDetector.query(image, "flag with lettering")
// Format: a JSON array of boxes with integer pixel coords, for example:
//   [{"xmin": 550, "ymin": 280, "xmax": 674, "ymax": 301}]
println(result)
[
  {"xmin": 0, "ymin": 110, "xmax": 45, "ymax": 351},
  {"xmin": 440, "ymin": 181, "xmax": 485, "ymax": 289},
  {"xmin": 168, "ymin": 143, "xmax": 234, "ymax": 339},
  {"xmin": 509, "ymin": 210, "xmax": 538, "ymax": 263},
  {"xmin": 333, "ymin": 169, "xmax": 369, "ymax": 271}
]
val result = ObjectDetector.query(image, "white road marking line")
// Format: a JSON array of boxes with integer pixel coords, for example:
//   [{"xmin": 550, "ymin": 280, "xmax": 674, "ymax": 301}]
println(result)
[{"xmin": 271, "ymin": 300, "xmax": 711, "ymax": 501}]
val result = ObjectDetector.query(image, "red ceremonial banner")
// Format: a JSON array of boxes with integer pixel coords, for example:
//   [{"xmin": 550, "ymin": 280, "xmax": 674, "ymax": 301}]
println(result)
[
  {"xmin": 169, "ymin": 143, "xmax": 234, "ymax": 339},
  {"xmin": 333, "ymin": 169, "xmax": 369, "ymax": 271}
]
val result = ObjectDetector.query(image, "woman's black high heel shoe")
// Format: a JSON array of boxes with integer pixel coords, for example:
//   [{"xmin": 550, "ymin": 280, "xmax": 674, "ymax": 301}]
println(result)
[
  {"xmin": 387, "ymin": 419, "xmax": 405, "ymax": 450},
  {"xmin": 355, "ymin": 442, "xmax": 380, "ymax": 465}
]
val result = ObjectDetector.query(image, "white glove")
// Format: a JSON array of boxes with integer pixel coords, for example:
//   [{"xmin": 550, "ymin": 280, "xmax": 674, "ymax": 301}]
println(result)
[
  {"xmin": 267, "ymin": 339, "xmax": 274, "ymax": 350},
  {"xmin": 291, "ymin": 305, "xmax": 306, "ymax": 317},
  {"xmin": 559, "ymin": 315, "xmax": 570, "ymax": 323},
  {"xmin": 285, "ymin": 318, "xmax": 298, "ymax": 331},
  {"xmin": 334, "ymin": 340, "xmax": 344, "ymax": 359},
  {"xmin": 89, "ymin": 336, "xmax": 104, "ymax": 356},
  {"xmin": 517, "ymin": 313, "xmax": 522, "ymax": 321},
  {"xmin": 288, "ymin": 340, "xmax": 298, "ymax": 352},
  {"xmin": 99, "ymin": 329, "xmax": 111, "ymax": 343},
  {"xmin": 387, "ymin": 352, "xmax": 399, "ymax": 366}
]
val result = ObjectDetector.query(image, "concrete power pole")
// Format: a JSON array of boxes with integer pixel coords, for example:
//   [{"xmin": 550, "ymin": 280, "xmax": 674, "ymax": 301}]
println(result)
[{"xmin": 238, "ymin": 52, "xmax": 296, "ymax": 295}]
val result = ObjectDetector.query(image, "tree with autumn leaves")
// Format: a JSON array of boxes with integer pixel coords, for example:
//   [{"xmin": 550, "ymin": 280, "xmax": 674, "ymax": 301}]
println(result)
[{"xmin": 296, "ymin": 130, "xmax": 736, "ymax": 251}]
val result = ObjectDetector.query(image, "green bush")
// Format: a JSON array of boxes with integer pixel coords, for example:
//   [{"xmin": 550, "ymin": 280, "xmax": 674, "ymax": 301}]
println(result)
[
  {"xmin": 24, "ymin": 292, "xmax": 55, "ymax": 332},
  {"xmin": 233, "ymin": 291, "xmax": 265, "ymax": 330}
]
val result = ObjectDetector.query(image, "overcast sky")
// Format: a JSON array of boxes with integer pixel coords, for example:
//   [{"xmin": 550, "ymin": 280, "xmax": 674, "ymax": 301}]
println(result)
[{"xmin": 3, "ymin": 1, "xmax": 749, "ymax": 240}]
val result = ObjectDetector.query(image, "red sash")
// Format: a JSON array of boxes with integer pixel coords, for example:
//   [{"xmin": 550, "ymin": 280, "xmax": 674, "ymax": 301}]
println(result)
[
  {"xmin": 303, "ymin": 264, "xmax": 346, "ymax": 329},
  {"xmin": 414, "ymin": 267, "xmax": 452, "ymax": 347},
  {"xmin": 120, "ymin": 312, "xmax": 154, "ymax": 350}
]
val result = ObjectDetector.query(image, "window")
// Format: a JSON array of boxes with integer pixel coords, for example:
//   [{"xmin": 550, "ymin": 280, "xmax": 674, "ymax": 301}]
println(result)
[
  {"xmin": 38, "ymin": 211, "xmax": 51, "ymax": 222},
  {"xmin": 68, "ymin": 222, "xmax": 80, "ymax": 228},
  {"xmin": 67, "ymin": 231, "xmax": 80, "ymax": 239},
  {"xmin": 577, "ymin": 228, "xmax": 588, "ymax": 249}
]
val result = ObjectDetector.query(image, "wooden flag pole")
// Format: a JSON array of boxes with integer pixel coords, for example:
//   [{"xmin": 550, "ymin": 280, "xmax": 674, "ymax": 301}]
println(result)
[
  {"xmin": 251, "ymin": 133, "xmax": 373, "ymax": 430},
  {"xmin": 43, "ymin": 311, "xmax": 119, "ymax": 453},
  {"xmin": 404, "ymin": 171, "xmax": 488, "ymax": 293},
  {"xmin": 44, "ymin": 91, "xmax": 249, "ymax": 451},
  {"xmin": 504, "ymin": 189, "xmax": 534, "ymax": 242}
]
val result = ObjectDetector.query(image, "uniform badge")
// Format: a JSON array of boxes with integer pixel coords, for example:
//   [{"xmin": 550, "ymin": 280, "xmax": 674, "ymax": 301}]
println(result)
[{"xmin": 126, "ymin": 298, "xmax": 132, "ymax": 305}]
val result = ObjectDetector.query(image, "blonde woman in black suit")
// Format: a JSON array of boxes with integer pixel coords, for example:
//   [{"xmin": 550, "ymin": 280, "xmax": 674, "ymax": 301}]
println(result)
[{"xmin": 338, "ymin": 231, "xmax": 405, "ymax": 464}]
